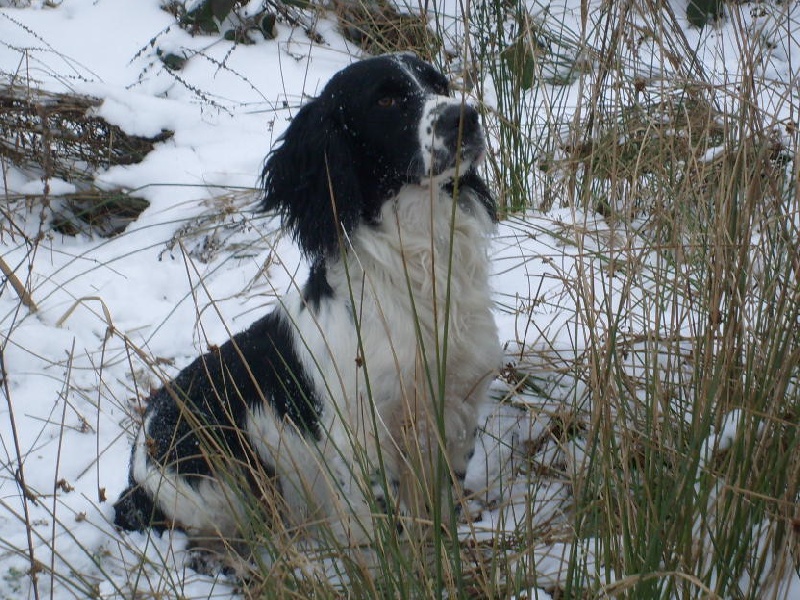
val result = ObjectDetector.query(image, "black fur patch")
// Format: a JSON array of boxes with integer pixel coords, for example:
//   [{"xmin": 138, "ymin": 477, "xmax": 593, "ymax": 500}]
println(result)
[
  {"xmin": 115, "ymin": 310, "xmax": 321, "ymax": 531},
  {"xmin": 445, "ymin": 168, "xmax": 497, "ymax": 223},
  {"xmin": 302, "ymin": 259, "xmax": 334, "ymax": 310},
  {"xmin": 113, "ymin": 481, "xmax": 169, "ymax": 532}
]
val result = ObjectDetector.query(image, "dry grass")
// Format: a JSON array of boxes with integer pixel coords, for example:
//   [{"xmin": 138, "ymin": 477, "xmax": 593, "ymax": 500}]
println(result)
[
  {"xmin": 0, "ymin": 85, "xmax": 171, "ymax": 181},
  {"xmin": 333, "ymin": 0, "xmax": 441, "ymax": 59},
  {"xmin": 1, "ymin": 85, "xmax": 171, "ymax": 238}
]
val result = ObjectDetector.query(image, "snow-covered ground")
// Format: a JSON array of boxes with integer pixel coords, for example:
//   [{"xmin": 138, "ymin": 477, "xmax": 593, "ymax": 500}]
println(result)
[{"xmin": 1, "ymin": 0, "xmax": 799, "ymax": 598}]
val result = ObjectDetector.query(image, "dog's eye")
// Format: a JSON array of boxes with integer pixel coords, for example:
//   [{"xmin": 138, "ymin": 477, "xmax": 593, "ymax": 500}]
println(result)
[
  {"xmin": 434, "ymin": 81, "xmax": 450, "ymax": 96},
  {"xmin": 377, "ymin": 97, "xmax": 397, "ymax": 108}
]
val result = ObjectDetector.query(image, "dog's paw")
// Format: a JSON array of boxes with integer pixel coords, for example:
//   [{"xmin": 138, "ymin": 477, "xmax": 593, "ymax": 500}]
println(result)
[
  {"xmin": 456, "ymin": 495, "xmax": 485, "ymax": 524},
  {"xmin": 368, "ymin": 473, "xmax": 407, "ymax": 533},
  {"xmin": 185, "ymin": 544, "xmax": 258, "ymax": 584}
]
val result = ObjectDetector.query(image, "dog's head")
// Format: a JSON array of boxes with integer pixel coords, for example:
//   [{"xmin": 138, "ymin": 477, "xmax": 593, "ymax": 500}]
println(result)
[{"xmin": 261, "ymin": 53, "xmax": 495, "ymax": 258}]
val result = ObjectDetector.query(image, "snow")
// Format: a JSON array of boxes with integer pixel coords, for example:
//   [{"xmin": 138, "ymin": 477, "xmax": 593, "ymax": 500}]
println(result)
[{"xmin": 1, "ymin": 0, "xmax": 799, "ymax": 598}]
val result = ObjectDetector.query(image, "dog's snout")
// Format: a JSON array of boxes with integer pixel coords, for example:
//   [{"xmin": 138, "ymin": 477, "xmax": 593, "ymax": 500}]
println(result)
[
  {"xmin": 434, "ymin": 104, "xmax": 480, "ymax": 139},
  {"xmin": 418, "ymin": 99, "xmax": 485, "ymax": 179}
]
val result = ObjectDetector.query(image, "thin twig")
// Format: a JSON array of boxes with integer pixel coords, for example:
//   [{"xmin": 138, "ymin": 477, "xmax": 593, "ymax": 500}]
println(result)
[
  {"xmin": 50, "ymin": 339, "xmax": 74, "ymax": 600},
  {"xmin": 0, "ymin": 348, "xmax": 41, "ymax": 600},
  {"xmin": 0, "ymin": 256, "xmax": 37, "ymax": 313}
]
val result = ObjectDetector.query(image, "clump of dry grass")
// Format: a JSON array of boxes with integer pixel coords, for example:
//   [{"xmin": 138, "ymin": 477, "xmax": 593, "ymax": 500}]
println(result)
[
  {"xmin": 544, "ymin": 84, "xmax": 792, "ymax": 240},
  {"xmin": 557, "ymin": 92, "xmax": 725, "ymax": 185},
  {"xmin": 0, "ymin": 85, "xmax": 171, "ymax": 180},
  {"xmin": 333, "ymin": 0, "xmax": 441, "ymax": 59},
  {"xmin": 1, "ymin": 85, "xmax": 170, "ymax": 237},
  {"xmin": 49, "ymin": 192, "xmax": 151, "ymax": 238}
]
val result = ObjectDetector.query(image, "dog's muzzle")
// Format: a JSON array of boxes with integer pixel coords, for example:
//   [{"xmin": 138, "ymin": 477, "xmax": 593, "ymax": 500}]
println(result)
[{"xmin": 419, "ymin": 100, "xmax": 485, "ymax": 178}]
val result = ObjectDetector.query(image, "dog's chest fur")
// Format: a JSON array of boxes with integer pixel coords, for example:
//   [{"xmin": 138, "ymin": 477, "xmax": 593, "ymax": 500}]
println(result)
[{"xmin": 285, "ymin": 185, "xmax": 499, "ymax": 467}]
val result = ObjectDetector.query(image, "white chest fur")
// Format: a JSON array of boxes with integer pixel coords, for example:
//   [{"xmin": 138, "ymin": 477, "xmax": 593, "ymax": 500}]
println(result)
[{"xmin": 246, "ymin": 184, "xmax": 500, "ymax": 540}]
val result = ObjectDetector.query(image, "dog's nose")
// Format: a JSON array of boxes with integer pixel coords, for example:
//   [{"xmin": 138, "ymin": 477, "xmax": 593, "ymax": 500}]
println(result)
[{"xmin": 434, "ymin": 104, "xmax": 481, "ymax": 140}]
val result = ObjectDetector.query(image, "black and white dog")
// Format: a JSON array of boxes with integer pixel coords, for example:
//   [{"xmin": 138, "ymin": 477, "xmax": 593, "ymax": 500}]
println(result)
[{"xmin": 114, "ymin": 53, "xmax": 501, "ymax": 546}]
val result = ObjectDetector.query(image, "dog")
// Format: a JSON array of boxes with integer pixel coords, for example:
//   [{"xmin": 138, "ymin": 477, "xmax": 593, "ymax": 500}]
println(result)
[{"xmin": 113, "ymin": 53, "xmax": 501, "ymax": 548}]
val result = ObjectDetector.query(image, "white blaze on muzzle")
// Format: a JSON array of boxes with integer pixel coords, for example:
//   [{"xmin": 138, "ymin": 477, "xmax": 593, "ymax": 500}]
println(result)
[{"xmin": 418, "ymin": 97, "xmax": 484, "ymax": 180}]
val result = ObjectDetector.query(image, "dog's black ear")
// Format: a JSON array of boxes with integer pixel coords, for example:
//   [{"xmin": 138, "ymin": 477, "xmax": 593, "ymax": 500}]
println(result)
[{"xmin": 261, "ymin": 99, "xmax": 362, "ymax": 258}]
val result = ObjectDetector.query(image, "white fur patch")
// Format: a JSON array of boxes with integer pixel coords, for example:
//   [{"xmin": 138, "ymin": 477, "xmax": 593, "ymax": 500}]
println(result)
[
  {"xmin": 132, "ymin": 415, "xmax": 246, "ymax": 537},
  {"xmin": 255, "ymin": 183, "xmax": 501, "ymax": 535}
]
